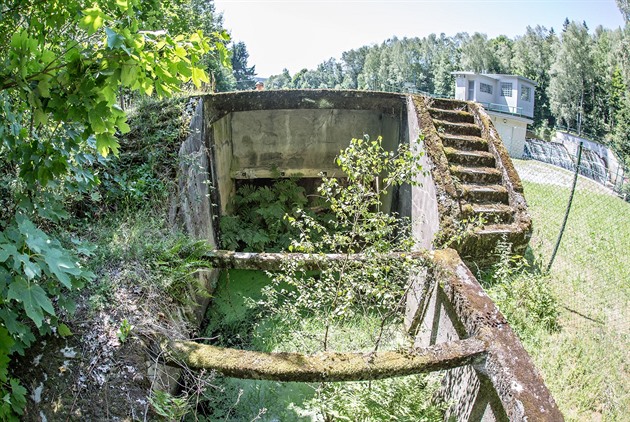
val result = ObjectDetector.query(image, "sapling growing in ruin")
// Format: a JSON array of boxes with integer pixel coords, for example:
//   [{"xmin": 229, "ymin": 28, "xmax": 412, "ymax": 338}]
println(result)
[{"xmin": 257, "ymin": 134, "xmax": 426, "ymax": 353}]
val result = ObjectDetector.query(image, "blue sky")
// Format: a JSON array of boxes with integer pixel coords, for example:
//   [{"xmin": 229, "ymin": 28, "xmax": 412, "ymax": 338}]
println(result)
[{"xmin": 213, "ymin": 0, "xmax": 626, "ymax": 77}]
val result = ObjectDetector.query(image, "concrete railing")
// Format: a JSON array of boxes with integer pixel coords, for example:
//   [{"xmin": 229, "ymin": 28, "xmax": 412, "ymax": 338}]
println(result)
[
  {"xmin": 407, "ymin": 248, "xmax": 562, "ymax": 421},
  {"xmin": 168, "ymin": 90, "xmax": 560, "ymax": 421}
]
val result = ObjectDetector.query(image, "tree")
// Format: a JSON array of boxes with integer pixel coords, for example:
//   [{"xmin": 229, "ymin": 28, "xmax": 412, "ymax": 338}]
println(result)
[
  {"xmin": 617, "ymin": 0, "xmax": 630, "ymax": 23},
  {"xmin": 512, "ymin": 25, "xmax": 557, "ymax": 128},
  {"xmin": 490, "ymin": 35, "xmax": 514, "ymax": 74},
  {"xmin": 341, "ymin": 46, "xmax": 369, "ymax": 89},
  {"xmin": 231, "ymin": 41, "xmax": 256, "ymax": 90},
  {"xmin": 460, "ymin": 33, "xmax": 500, "ymax": 73},
  {"xmin": 261, "ymin": 136, "xmax": 424, "ymax": 352},
  {"xmin": 0, "ymin": 0, "xmax": 228, "ymax": 417},
  {"xmin": 266, "ymin": 68, "xmax": 292, "ymax": 89},
  {"xmin": 549, "ymin": 21, "xmax": 595, "ymax": 133}
]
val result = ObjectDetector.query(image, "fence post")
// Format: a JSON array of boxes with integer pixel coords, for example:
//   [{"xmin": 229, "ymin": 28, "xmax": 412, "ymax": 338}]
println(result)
[{"xmin": 547, "ymin": 141, "xmax": 584, "ymax": 272}]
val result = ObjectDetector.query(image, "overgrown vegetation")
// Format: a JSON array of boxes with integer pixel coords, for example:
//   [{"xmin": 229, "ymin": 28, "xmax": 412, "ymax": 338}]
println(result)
[
  {"xmin": 189, "ymin": 136, "xmax": 446, "ymax": 420},
  {"xmin": 195, "ymin": 270, "xmax": 444, "ymax": 421},
  {"xmin": 517, "ymin": 176, "xmax": 629, "ymax": 421},
  {"xmin": 220, "ymin": 179, "xmax": 332, "ymax": 252},
  {"xmin": 478, "ymin": 239, "xmax": 560, "ymax": 343},
  {"xmin": 0, "ymin": 0, "xmax": 232, "ymax": 415}
]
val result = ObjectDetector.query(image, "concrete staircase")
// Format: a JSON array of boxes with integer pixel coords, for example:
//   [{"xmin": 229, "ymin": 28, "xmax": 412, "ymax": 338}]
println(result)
[{"xmin": 423, "ymin": 98, "xmax": 531, "ymax": 262}]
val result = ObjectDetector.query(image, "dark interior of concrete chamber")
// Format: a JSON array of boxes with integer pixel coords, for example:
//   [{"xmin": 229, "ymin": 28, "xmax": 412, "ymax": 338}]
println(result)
[{"xmin": 206, "ymin": 95, "xmax": 409, "ymax": 220}]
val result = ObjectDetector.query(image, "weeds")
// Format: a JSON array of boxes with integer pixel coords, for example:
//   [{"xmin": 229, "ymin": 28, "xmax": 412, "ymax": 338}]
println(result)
[{"xmin": 479, "ymin": 239, "xmax": 560, "ymax": 342}]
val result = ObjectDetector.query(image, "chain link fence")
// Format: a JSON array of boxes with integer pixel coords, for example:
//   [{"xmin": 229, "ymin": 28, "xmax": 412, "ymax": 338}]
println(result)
[{"xmin": 512, "ymin": 141, "xmax": 629, "ymax": 421}]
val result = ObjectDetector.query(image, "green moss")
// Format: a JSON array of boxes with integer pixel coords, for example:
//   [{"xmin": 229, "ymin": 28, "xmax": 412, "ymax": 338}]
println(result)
[{"xmin": 193, "ymin": 269, "xmax": 445, "ymax": 421}]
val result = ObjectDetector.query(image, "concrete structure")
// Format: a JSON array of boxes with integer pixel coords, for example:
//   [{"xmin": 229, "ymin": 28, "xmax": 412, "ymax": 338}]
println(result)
[
  {"xmin": 170, "ymin": 90, "xmax": 558, "ymax": 421},
  {"xmin": 553, "ymin": 131, "xmax": 626, "ymax": 190},
  {"xmin": 453, "ymin": 72, "xmax": 536, "ymax": 158}
]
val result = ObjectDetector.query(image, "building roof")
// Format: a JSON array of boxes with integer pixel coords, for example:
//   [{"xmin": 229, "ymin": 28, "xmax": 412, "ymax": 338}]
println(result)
[{"xmin": 451, "ymin": 71, "xmax": 538, "ymax": 86}]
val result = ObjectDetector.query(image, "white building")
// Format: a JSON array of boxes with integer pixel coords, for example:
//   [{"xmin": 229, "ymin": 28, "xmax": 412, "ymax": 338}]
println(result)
[{"xmin": 452, "ymin": 72, "xmax": 536, "ymax": 158}]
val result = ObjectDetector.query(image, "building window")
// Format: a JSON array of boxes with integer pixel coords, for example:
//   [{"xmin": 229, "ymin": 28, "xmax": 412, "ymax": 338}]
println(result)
[
  {"xmin": 480, "ymin": 82, "xmax": 493, "ymax": 94},
  {"xmin": 500, "ymin": 82, "xmax": 512, "ymax": 97},
  {"xmin": 521, "ymin": 85, "xmax": 531, "ymax": 101}
]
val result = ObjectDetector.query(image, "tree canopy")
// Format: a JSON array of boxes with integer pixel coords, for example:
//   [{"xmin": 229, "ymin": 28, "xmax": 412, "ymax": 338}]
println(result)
[
  {"xmin": 0, "ymin": 0, "xmax": 230, "ymax": 417},
  {"xmin": 266, "ymin": 13, "xmax": 630, "ymax": 166}
]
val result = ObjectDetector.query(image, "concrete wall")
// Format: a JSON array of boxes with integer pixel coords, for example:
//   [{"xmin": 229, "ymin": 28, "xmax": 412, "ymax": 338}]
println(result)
[
  {"xmin": 400, "ymin": 96, "xmax": 440, "ymax": 250},
  {"xmin": 229, "ymin": 109, "xmax": 399, "ymax": 178},
  {"xmin": 406, "ymin": 249, "xmax": 563, "ymax": 422},
  {"xmin": 204, "ymin": 91, "xmax": 405, "ymax": 218},
  {"xmin": 171, "ymin": 91, "xmax": 557, "ymax": 421},
  {"xmin": 553, "ymin": 131, "xmax": 625, "ymax": 187},
  {"xmin": 489, "ymin": 116, "xmax": 528, "ymax": 158}
]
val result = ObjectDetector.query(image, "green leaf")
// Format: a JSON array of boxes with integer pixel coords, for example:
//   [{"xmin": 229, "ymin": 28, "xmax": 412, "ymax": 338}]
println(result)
[
  {"xmin": 115, "ymin": 0, "xmax": 129, "ymax": 11},
  {"xmin": 0, "ymin": 327, "xmax": 14, "ymax": 382},
  {"xmin": 120, "ymin": 63, "xmax": 137, "ymax": 86},
  {"xmin": 191, "ymin": 67, "xmax": 208, "ymax": 88},
  {"xmin": 95, "ymin": 133, "xmax": 119, "ymax": 157},
  {"xmin": 80, "ymin": 6, "xmax": 105, "ymax": 35},
  {"xmin": 7, "ymin": 279, "xmax": 55, "ymax": 328},
  {"xmin": 9, "ymin": 379, "xmax": 27, "ymax": 415},
  {"xmin": 0, "ymin": 244, "xmax": 18, "ymax": 263},
  {"xmin": 105, "ymin": 27, "xmax": 124, "ymax": 50},
  {"xmin": 57, "ymin": 323, "xmax": 72, "ymax": 337},
  {"xmin": 37, "ymin": 78, "xmax": 51, "ymax": 98},
  {"xmin": 43, "ymin": 248, "xmax": 82, "ymax": 289}
]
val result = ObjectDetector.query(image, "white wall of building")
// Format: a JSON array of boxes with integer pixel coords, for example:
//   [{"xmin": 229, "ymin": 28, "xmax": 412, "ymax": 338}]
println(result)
[{"xmin": 490, "ymin": 115, "xmax": 529, "ymax": 158}]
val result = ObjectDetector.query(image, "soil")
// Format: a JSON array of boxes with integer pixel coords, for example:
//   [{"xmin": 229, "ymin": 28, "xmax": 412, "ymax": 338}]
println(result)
[{"xmin": 12, "ymin": 261, "xmax": 193, "ymax": 421}]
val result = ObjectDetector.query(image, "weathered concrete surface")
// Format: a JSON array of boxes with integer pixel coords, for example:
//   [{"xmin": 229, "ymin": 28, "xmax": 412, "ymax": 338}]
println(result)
[
  {"xmin": 399, "ymin": 95, "xmax": 441, "ymax": 250},
  {"xmin": 414, "ymin": 96, "xmax": 533, "ymax": 265},
  {"xmin": 163, "ymin": 337, "xmax": 486, "ymax": 382},
  {"xmin": 229, "ymin": 109, "xmax": 398, "ymax": 177},
  {"xmin": 167, "ymin": 90, "xmax": 555, "ymax": 422},
  {"xmin": 409, "ymin": 249, "xmax": 563, "ymax": 422},
  {"xmin": 205, "ymin": 91, "xmax": 405, "ymax": 216}
]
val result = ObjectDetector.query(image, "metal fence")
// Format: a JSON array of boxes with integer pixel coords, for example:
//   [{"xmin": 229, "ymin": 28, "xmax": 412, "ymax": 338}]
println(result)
[{"xmin": 512, "ymin": 146, "xmax": 629, "ymax": 421}]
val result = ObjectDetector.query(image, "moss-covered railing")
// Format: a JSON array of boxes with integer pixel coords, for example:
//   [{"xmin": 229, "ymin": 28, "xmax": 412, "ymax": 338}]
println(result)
[{"xmin": 156, "ymin": 249, "xmax": 562, "ymax": 422}]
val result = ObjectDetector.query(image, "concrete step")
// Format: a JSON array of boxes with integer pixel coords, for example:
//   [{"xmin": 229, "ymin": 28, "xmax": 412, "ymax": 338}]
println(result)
[
  {"xmin": 429, "ymin": 108, "xmax": 475, "ymax": 124},
  {"xmin": 428, "ymin": 98, "xmax": 468, "ymax": 111},
  {"xmin": 476, "ymin": 223, "xmax": 520, "ymax": 236},
  {"xmin": 461, "ymin": 184, "xmax": 509, "ymax": 204},
  {"xmin": 433, "ymin": 119, "xmax": 482, "ymax": 137},
  {"xmin": 440, "ymin": 134, "xmax": 488, "ymax": 151},
  {"xmin": 444, "ymin": 149, "xmax": 495, "ymax": 167},
  {"xmin": 451, "ymin": 166, "xmax": 502, "ymax": 184},
  {"xmin": 466, "ymin": 203, "xmax": 515, "ymax": 224}
]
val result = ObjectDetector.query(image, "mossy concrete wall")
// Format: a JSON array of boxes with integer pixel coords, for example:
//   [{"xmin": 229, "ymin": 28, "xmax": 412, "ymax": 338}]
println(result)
[
  {"xmin": 204, "ymin": 90, "xmax": 408, "ymax": 221},
  {"xmin": 170, "ymin": 90, "xmax": 556, "ymax": 422},
  {"xmin": 406, "ymin": 249, "xmax": 563, "ymax": 421}
]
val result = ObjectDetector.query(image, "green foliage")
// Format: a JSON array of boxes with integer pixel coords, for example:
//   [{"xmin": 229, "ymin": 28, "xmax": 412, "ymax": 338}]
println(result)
[
  {"xmin": 87, "ymin": 207, "xmax": 212, "ymax": 308},
  {"xmin": 306, "ymin": 376, "xmax": 444, "ymax": 422},
  {"xmin": 480, "ymin": 239, "xmax": 560, "ymax": 342},
  {"xmin": 199, "ymin": 270, "xmax": 442, "ymax": 421},
  {"xmin": 261, "ymin": 135, "xmax": 424, "ymax": 351},
  {"xmin": 116, "ymin": 319, "xmax": 134, "ymax": 343},
  {"xmin": 231, "ymin": 41, "xmax": 257, "ymax": 90},
  {"xmin": 220, "ymin": 179, "xmax": 329, "ymax": 252},
  {"xmin": 0, "ymin": 0, "xmax": 229, "ymax": 415},
  {"xmin": 96, "ymin": 96, "xmax": 194, "ymax": 208},
  {"xmin": 150, "ymin": 390, "xmax": 192, "ymax": 421}
]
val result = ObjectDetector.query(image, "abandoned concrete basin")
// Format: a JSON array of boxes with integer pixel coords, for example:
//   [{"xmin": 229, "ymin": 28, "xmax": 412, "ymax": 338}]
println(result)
[{"xmin": 167, "ymin": 90, "xmax": 560, "ymax": 421}]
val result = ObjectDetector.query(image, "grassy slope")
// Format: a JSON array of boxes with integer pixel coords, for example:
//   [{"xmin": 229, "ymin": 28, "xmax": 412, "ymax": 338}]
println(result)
[{"xmin": 514, "ymin": 159, "xmax": 629, "ymax": 421}]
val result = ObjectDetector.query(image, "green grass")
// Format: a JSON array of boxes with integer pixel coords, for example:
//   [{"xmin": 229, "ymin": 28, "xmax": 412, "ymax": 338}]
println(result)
[
  {"xmin": 194, "ymin": 270, "xmax": 445, "ymax": 421},
  {"xmin": 511, "ymin": 159, "xmax": 630, "ymax": 421}
]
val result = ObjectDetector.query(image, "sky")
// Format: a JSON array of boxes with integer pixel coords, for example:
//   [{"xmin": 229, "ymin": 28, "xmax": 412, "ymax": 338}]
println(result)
[{"xmin": 213, "ymin": 0, "xmax": 626, "ymax": 78}]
